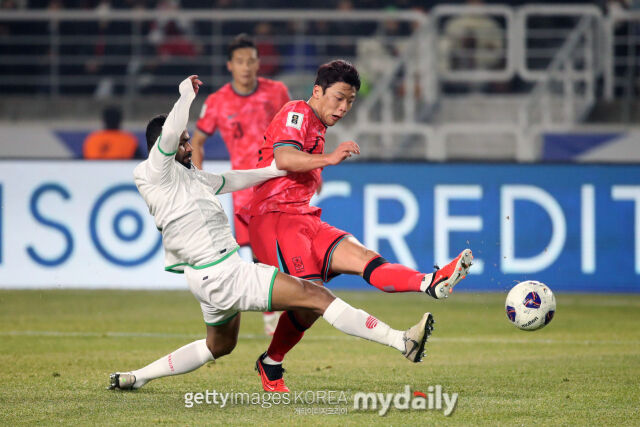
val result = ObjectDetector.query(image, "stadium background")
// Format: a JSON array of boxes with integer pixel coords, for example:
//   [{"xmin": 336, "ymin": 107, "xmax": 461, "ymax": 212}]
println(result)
[
  {"xmin": 1, "ymin": 2, "xmax": 639, "ymax": 426},
  {"xmin": 1, "ymin": 0, "xmax": 637, "ymax": 292}
]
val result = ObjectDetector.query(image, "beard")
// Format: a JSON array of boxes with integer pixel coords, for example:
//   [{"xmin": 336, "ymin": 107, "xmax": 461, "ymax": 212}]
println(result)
[{"xmin": 178, "ymin": 157, "xmax": 192, "ymax": 169}]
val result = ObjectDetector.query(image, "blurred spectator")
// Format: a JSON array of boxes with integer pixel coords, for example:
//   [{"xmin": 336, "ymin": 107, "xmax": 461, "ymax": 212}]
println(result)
[
  {"xmin": 0, "ymin": 0, "xmax": 17, "ymax": 14},
  {"xmin": 356, "ymin": 18, "xmax": 412, "ymax": 96},
  {"xmin": 148, "ymin": 0, "xmax": 200, "ymax": 58},
  {"xmin": 280, "ymin": 20, "xmax": 318, "ymax": 72},
  {"xmin": 438, "ymin": 0, "xmax": 505, "ymax": 73},
  {"xmin": 135, "ymin": 0, "xmax": 202, "ymax": 92},
  {"xmin": 320, "ymin": 0, "xmax": 366, "ymax": 58},
  {"xmin": 254, "ymin": 22, "xmax": 279, "ymax": 76},
  {"xmin": 83, "ymin": 106, "xmax": 140, "ymax": 159},
  {"xmin": 0, "ymin": 0, "xmax": 18, "ymax": 50},
  {"xmin": 215, "ymin": 0, "xmax": 251, "ymax": 36},
  {"xmin": 76, "ymin": 0, "xmax": 132, "ymax": 96}
]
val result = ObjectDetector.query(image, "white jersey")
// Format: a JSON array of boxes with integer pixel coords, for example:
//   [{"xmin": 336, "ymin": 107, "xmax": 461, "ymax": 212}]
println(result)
[
  {"xmin": 134, "ymin": 156, "xmax": 238, "ymax": 273},
  {"xmin": 134, "ymin": 77, "xmax": 286, "ymax": 273}
]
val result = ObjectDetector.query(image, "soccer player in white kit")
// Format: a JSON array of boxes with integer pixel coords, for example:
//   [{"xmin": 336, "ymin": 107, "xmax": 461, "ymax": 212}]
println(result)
[{"xmin": 108, "ymin": 75, "xmax": 435, "ymax": 391}]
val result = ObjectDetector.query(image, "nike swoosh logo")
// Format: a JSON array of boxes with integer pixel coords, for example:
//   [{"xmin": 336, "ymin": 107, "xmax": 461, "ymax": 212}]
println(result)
[{"xmin": 259, "ymin": 366, "xmax": 277, "ymax": 391}]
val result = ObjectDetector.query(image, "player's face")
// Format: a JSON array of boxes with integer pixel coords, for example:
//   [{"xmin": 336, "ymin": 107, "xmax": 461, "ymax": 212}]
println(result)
[
  {"xmin": 313, "ymin": 82, "xmax": 357, "ymax": 126},
  {"xmin": 227, "ymin": 47, "xmax": 260, "ymax": 89},
  {"xmin": 175, "ymin": 130, "xmax": 193, "ymax": 169}
]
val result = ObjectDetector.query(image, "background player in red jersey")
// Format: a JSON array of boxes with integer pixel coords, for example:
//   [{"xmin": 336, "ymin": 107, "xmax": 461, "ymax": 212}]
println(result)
[
  {"xmin": 249, "ymin": 60, "xmax": 473, "ymax": 392},
  {"xmin": 191, "ymin": 34, "xmax": 290, "ymax": 335}
]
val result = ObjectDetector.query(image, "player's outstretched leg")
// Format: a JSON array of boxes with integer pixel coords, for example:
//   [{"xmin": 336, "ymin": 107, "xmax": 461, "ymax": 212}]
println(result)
[
  {"xmin": 423, "ymin": 249, "xmax": 473, "ymax": 299},
  {"xmin": 108, "ymin": 339, "xmax": 213, "ymax": 390},
  {"xmin": 256, "ymin": 273, "xmax": 436, "ymax": 392},
  {"xmin": 319, "ymin": 297, "xmax": 435, "ymax": 363},
  {"xmin": 331, "ymin": 237, "xmax": 472, "ymax": 297},
  {"xmin": 108, "ymin": 314, "xmax": 241, "ymax": 390},
  {"xmin": 259, "ymin": 244, "xmax": 472, "ymax": 391}
]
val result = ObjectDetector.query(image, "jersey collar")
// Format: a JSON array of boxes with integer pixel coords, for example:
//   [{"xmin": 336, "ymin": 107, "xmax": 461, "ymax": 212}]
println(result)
[
  {"xmin": 306, "ymin": 101, "xmax": 328, "ymax": 129},
  {"xmin": 231, "ymin": 79, "xmax": 259, "ymax": 97}
]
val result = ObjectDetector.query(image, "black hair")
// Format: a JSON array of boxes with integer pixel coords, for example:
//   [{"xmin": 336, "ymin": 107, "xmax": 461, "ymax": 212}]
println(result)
[
  {"xmin": 227, "ymin": 33, "xmax": 257, "ymax": 60},
  {"xmin": 145, "ymin": 114, "xmax": 167, "ymax": 153},
  {"xmin": 314, "ymin": 60, "xmax": 361, "ymax": 92},
  {"xmin": 103, "ymin": 106, "xmax": 122, "ymax": 130}
]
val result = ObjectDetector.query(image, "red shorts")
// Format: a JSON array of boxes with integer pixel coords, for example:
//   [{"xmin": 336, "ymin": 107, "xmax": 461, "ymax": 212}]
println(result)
[
  {"xmin": 249, "ymin": 212, "xmax": 350, "ymax": 283},
  {"xmin": 233, "ymin": 214, "xmax": 250, "ymax": 247}
]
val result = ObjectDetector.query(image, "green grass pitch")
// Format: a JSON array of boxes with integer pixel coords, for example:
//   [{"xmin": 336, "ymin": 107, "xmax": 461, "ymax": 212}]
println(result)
[{"xmin": 0, "ymin": 289, "xmax": 638, "ymax": 425}]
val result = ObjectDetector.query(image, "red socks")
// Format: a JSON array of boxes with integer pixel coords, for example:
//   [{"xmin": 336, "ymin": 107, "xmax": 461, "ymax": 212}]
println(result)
[
  {"xmin": 266, "ymin": 311, "xmax": 308, "ymax": 362},
  {"xmin": 363, "ymin": 256, "xmax": 425, "ymax": 293}
]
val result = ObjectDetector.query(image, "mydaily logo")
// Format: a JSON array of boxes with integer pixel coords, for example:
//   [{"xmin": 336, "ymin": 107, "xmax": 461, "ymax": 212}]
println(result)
[{"xmin": 353, "ymin": 385, "xmax": 458, "ymax": 416}]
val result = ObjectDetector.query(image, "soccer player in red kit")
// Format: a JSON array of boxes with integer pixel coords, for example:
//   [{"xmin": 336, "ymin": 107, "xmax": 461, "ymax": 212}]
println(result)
[
  {"xmin": 249, "ymin": 60, "xmax": 473, "ymax": 392},
  {"xmin": 191, "ymin": 34, "xmax": 289, "ymax": 335}
]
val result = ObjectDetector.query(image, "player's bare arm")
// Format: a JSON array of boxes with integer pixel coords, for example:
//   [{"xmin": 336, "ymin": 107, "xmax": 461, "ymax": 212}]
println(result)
[{"xmin": 274, "ymin": 141, "xmax": 360, "ymax": 173}]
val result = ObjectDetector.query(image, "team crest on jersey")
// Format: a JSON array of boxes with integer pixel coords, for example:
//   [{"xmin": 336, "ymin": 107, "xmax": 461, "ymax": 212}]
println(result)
[
  {"xmin": 292, "ymin": 256, "xmax": 305, "ymax": 273},
  {"xmin": 286, "ymin": 111, "xmax": 304, "ymax": 130}
]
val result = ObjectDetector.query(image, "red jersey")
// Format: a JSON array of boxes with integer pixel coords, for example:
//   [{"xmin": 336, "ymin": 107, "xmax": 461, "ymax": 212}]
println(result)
[
  {"xmin": 196, "ymin": 77, "xmax": 289, "ymax": 245},
  {"xmin": 196, "ymin": 77, "xmax": 290, "ymax": 171},
  {"xmin": 250, "ymin": 100, "xmax": 327, "ymax": 217}
]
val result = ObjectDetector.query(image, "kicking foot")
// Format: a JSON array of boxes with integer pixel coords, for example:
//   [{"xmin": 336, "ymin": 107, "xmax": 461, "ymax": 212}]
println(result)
[
  {"xmin": 255, "ymin": 352, "xmax": 289, "ymax": 392},
  {"xmin": 402, "ymin": 313, "xmax": 435, "ymax": 363},
  {"xmin": 424, "ymin": 249, "xmax": 473, "ymax": 299},
  {"xmin": 107, "ymin": 372, "xmax": 137, "ymax": 390}
]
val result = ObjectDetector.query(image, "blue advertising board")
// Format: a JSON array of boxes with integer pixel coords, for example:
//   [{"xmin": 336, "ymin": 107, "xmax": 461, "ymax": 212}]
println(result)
[
  {"xmin": 316, "ymin": 163, "xmax": 639, "ymax": 293},
  {"xmin": 0, "ymin": 161, "xmax": 637, "ymax": 292}
]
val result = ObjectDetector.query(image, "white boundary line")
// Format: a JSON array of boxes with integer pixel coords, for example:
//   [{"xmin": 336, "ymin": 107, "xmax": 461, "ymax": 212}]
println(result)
[{"xmin": 1, "ymin": 330, "xmax": 638, "ymax": 345}]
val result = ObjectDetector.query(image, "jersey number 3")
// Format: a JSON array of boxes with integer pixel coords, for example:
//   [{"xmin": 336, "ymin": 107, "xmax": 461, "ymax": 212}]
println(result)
[{"xmin": 232, "ymin": 122, "xmax": 243, "ymax": 139}]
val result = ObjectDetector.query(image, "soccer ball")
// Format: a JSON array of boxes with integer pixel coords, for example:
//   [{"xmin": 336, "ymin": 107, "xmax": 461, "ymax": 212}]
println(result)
[{"xmin": 505, "ymin": 281, "xmax": 556, "ymax": 331}]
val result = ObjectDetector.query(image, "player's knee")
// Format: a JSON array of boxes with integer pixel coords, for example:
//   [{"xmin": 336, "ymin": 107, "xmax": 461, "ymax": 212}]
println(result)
[
  {"xmin": 300, "ymin": 279, "xmax": 335, "ymax": 312},
  {"xmin": 290, "ymin": 309, "xmax": 320, "ymax": 329},
  {"xmin": 362, "ymin": 248, "xmax": 379, "ymax": 262},
  {"xmin": 206, "ymin": 336, "xmax": 237, "ymax": 358},
  {"xmin": 206, "ymin": 338, "xmax": 215, "ymax": 357}
]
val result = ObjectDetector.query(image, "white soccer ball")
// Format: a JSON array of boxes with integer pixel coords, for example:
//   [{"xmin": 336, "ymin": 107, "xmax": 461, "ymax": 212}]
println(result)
[{"xmin": 505, "ymin": 280, "xmax": 556, "ymax": 331}]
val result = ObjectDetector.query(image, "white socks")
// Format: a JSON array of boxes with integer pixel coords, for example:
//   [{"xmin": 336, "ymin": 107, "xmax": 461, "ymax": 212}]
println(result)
[
  {"xmin": 263, "ymin": 354, "xmax": 282, "ymax": 365},
  {"xmin": 322, "ymin": 298, "xmax": 405, "ymax": 352},
  {"xmin": 130, "ymin": 339, "xmax": 214, "ymax": 389},
  {"xmin": 126, "ymin": 300, "xmax": 405, "ymax": 389}
]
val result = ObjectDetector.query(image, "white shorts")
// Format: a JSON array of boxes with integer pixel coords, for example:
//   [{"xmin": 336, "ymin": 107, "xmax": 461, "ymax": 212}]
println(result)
[{"xmin": 184, "ymin": 252, "xmax": 279, "ymax": 326}]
